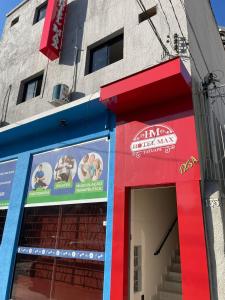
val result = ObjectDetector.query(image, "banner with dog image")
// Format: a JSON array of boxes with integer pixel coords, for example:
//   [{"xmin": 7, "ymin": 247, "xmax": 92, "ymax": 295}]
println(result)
[{"xmin": 26, "ymin": 139, "xmax": 109, "ymax": 206}]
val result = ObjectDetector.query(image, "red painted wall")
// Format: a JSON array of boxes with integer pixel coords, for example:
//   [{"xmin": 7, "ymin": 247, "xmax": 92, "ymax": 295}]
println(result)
[
  {"xmin": 176, "ymin": 181, "xmax": 210, "ymax": 300},
  {"xmin": 111, "ymin": 104, "xmax": 210, "ymax": 300}
]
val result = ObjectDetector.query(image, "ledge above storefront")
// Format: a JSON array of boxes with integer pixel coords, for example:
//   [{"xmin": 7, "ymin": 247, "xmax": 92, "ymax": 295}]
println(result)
[
  {"xmin": 100, "ymin": 58, "xmax": 192, "ymax": 115},
  {"xmin": 0, "ymin": 93, "xmax": 111, "ymax": 158}
]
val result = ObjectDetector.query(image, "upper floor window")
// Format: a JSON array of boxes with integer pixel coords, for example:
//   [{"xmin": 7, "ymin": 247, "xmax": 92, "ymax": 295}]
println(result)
[
  {"xmin": 86, "ymin": 31, "xmax": 124, "ymax": 74},
  {"xmin": 220, "ymin": 31, "xmax": 225, "ymax": 45},
  {"xmin": 17, "ymin": 72, "xmax": 44, "ymax": 104},
  {"xmin": 33, "ymin": 1, "xmax": 47, "ymax": 24},
  {"xmin": 11, "ymin": 16, "xmax": 19, "ymax": 27}
]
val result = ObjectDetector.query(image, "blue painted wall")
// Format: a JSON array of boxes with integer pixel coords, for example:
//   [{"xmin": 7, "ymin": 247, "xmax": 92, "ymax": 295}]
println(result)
[
  {"xmin": 0, "ymin": 153, "xmax": 32, "ymax": 300},
  {"xmin": 0, "ymin": 98, "xmax": 116, "ymax": 300},
  {"xmin": 0, "ymin": 99, "xmax": 110, "ymax": 159}
]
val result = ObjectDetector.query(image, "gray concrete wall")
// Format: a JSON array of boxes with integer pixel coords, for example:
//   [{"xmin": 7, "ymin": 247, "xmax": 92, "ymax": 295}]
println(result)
[
  {"xmin": 184, "ymin": 1, "xmax": 225, "ymax": 299},
  {"xmin": 0, "ymin": 0, "xmax": 189, "ymax": 123}
]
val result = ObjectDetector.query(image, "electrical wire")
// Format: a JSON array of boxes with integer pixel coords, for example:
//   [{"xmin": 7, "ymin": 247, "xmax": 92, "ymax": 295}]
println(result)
[
  {"xmin": 176, "ymin": 0, "xmax": 211, "ymax": 74},
  {"xmin": 168, "ymin": 0, "xmax": 184, "ymax": 40},
  {"xmin": 167, "ymin": 0, "xmax": 203, "ymax": 81},
  {"xmin": 157, "ymin": 0, "xmax": 171, "ymax": 36},
  {"xmin": 171, "ymin": 1, "xmax": 225, "ymax": 190},
  {"xmin": 136, "ymin": 0, "xmax": 170, "ymax": 56},
  {"xmin": 165, "ymin": 0, "xmax": 225, "ymax": 184}
]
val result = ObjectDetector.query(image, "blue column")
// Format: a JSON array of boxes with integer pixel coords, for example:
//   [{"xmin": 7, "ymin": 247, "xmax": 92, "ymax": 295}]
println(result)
[
  {"xmin": 0, "ymin": 152, "xmax": 31, "ymax": 300},
  {"xmin": 103, "ymin": 114, "xmax": 116, "ymax": 300}
]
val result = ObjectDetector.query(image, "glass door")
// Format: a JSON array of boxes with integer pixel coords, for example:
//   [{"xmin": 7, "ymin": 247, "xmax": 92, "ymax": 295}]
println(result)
[{"xmin": 11, "ymin": 203, "xmax": 106, "ymax": 300}]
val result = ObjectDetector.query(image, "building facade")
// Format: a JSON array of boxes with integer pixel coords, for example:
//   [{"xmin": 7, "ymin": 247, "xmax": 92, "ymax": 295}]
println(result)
[{"xmin": 0, "ymin": 0, "xmax": 225, "ymax": 300}]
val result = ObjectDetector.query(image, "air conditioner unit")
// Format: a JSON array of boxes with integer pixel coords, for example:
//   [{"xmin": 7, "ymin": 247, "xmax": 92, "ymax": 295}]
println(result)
[{"xmin": 50, "ymin": 84, "xmax": 70, "ymax": 106}]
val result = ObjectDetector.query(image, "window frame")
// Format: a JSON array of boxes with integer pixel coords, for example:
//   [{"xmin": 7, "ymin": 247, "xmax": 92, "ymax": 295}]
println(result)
[
  {"xmin": 86, "ymin": 30, "xmax": 124, "ymax": 75},
  {"xmin": 33, "ymin": 1, "xmax": 48, "ymax": 25},
  {"xmin": 133, "ymin": 245, "xmax": 142, "ymax": 293},
  {"xmin": 10, "ymin": 16, "xmax": 19, "ymax": 27},
  {"xmin": 17, "ymin": 71, "xmax": 44, "ymax": 105}
]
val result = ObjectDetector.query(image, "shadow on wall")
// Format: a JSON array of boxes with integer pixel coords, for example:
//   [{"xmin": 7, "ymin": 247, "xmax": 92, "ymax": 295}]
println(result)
[
  {"xmin": 204, "ymin": 182, "xmax": 219, "ymax": 300},
  {"xmin": 59, "ymin": 0, "xmax": 88, "ymax": 66},
  {"xmin": 59, "ymin": 0, "xmax": 88, "ymax": 101}
]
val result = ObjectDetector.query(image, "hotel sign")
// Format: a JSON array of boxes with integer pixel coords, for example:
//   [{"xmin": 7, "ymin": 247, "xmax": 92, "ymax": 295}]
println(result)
[
  {"xmin": 40, "ymin": 0, "xmax": 67, "ymax": 60},
  {"xmin": 130, "ymin": 124, "xmax": 177, "ymax": 158}
]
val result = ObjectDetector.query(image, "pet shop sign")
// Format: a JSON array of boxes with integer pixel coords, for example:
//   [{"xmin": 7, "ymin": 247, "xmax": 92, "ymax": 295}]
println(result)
[
  {"xmin": 130, "ymin": 124, "xmax": 177, "ymax": 158},
  {"xmin": 26, "ymin": 139, "xmax": 109, "ymax": 206},
  {"xmin": 40, "ymin": 0, "xmax": 67, "ymax": 60}
]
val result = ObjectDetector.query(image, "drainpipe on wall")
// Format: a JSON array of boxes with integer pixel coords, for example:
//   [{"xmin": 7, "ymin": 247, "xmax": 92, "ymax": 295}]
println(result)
[{"xmin": 0, "ymin": 84, "xmax": 12, "ymax": 127}]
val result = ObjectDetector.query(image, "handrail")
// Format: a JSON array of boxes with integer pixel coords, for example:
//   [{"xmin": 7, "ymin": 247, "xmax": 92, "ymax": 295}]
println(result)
[{"xmin": 154, "ymin": 217, "xmax": 178, "ymax": 256}]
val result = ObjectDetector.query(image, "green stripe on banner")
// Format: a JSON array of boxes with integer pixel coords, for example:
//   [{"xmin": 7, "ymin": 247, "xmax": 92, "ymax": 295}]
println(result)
[
  {"xmin": 0, "ymin": 200, "xmax": 9, "ymax": 207},
  {"xmin": 26, "ymin": 191, "xmax": 107, "ymax": 205}
]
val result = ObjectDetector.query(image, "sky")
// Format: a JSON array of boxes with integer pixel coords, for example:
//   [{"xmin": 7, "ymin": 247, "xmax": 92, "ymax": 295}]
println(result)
[
  {"xmin": 0, "ymin": 0, "xmax": 22, "ymax": 36},
  {"xmin": 0, "ymin": 0, "xmax": 224, "ymax": 37}
]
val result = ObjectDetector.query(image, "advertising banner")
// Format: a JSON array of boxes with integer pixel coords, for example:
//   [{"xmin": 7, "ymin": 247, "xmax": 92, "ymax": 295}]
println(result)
[
  {"xmin": 26, "ymin": 139, "xmax": 109, "ymax": 206},
  {"xmin": 0, "ymin": 160, "xmax": 17, "ymax": 208}
]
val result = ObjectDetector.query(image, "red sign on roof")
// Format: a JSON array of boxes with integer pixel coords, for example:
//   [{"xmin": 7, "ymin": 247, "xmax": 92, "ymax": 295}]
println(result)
[{"xmin": 39, "ymin": 0, "xmax": 67, "ymax": 61}]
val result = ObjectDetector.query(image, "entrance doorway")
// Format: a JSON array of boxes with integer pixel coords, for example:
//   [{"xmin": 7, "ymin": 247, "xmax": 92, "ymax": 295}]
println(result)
[
  {"xmin": 129, "ymin": 186, "xmax": 182, "ymax": 300},
  {"xmin": 11, "ymin": 203, "xmax": 106, "ymax": 300}
]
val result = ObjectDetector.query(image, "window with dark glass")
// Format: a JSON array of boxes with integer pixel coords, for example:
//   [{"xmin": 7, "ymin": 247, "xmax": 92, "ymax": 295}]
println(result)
[
  {"xmin": 87, "ymin": 32, "xmax": 124, "ymax": 74},
  {"xmin": 33, "ymin": 1, "xmax": 47, "ymax": 24},
  {"xmin": 11, "ymin": 16, "xmax": 19, "ymax": 27},
  {"xmin": 220, "ymin": 31, "xmax": 225, "ymax": 46},
  {"xmin": 11, "ymin": 203, "xmax": 106, "ymax": 300},
  {"xmin": 17, "ymin": 72, "xmax": 44, "ymax": 104}
]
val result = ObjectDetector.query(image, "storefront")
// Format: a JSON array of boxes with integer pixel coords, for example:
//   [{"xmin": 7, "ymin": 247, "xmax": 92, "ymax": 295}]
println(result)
[
  {"xmin": 0, "ymin": 98, "xmax": 115, "ymax": 300},
  {"xmin": 101, "ymin": 58, "xmax": 211, "ymax": 300},
  {"xmin": 0, "ymin": 58, "xmax": 211, "ymax": 300}
]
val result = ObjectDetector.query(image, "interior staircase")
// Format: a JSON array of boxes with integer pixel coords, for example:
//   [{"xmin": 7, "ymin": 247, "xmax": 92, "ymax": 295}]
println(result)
[{"xmin": 152, "ymin": 249, "xmax": 182, "ymax": 300}]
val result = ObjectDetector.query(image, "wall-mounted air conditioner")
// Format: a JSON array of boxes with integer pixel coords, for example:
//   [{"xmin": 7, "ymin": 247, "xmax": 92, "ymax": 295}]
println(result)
[{"xmin": 49, "ymin": 84, "xmax": 70, "ymax": 106}]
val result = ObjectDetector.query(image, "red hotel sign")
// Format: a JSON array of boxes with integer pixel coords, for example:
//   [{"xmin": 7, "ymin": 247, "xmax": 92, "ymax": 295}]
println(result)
[{"xmin": 39, "ymin": 0, "xmax": 67, "ymax": 60}]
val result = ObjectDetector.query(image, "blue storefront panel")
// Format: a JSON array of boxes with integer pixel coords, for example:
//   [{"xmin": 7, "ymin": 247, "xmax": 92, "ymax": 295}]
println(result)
[{"xmin": 0, "ymin": 99, "xmax": 116, "ymax": 300}]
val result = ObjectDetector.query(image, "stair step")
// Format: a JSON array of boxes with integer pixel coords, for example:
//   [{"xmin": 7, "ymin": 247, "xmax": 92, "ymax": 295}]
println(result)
[
  {"xmin": 151, "ymin": 295, "xmax": 160, "ymax": 300},
  {"xmin": 162, "ymin": 280, "xmax": 182, "ymax": 293},
  {"xmin": 166, "ymin": 271, "xmax": 182, "ymax": 282},
  {"xmin": 159, "ymin": 290, "xmax": 182, "ymax": 300},
  {"xmin": 169, "ymin": 263, "xmax": 181, "ymax": 273}
]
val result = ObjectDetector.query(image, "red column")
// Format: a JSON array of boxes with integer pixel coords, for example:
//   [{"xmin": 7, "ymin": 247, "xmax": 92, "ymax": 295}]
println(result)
[
  {"xmin": 110, "ymin": 126, "xmax": 129, "ymax": 300},
  {"xmin": 176, "ymin": 181, "xmax": 210, "ymax": 300},
  {"xmin": 110, "ymin": 187, "xmax": 129, "ymax": 300}
]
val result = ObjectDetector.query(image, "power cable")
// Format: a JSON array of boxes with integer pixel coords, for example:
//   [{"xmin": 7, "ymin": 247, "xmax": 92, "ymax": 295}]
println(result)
[
  {"xmin": 157, "ymin": 0, "xmax": 171, "ymax": 36},
  {"xmin": 136, "ymin": 0, "xmax": 170, "ymax": 56},
  {"xmin": 176, "ymin": 0, "xmax": 211, "ymax": 74},
  {"xmin": 167, "ymin": 0, "xmax": 203, "ymax": 81},
  {"xmin": 157, "ymin": 0, "xmax": 175, "ymax": 50}
]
